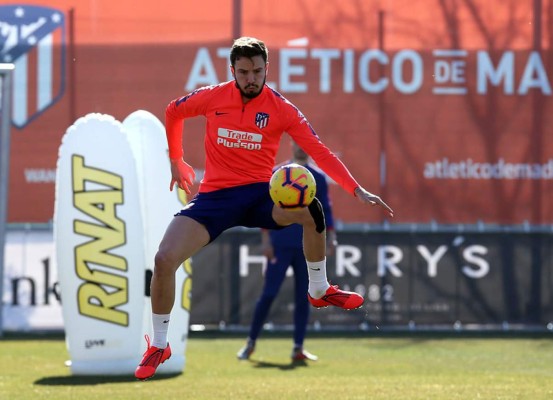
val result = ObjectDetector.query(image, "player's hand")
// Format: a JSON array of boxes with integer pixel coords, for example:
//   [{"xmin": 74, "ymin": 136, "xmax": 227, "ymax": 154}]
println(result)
[
  {"xmin": 260, "ymin": 229, "xmax": 276, "ymax": 262},
  {"xmin": 262, "ymin": 243, "xmax": 275, "ymax": 262},
  {"xmin": 169, "ymin": 158, "xmax": 195, "ymax": 194},
  {"xmin": 354, "ymin": 187, "xmax": 394, "ymax": 217}
]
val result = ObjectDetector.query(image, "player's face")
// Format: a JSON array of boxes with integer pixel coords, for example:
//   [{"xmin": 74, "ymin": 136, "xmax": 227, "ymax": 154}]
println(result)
[{"xmin": 231, "ymin": 55, "xmax": 267, "ymax": 100}]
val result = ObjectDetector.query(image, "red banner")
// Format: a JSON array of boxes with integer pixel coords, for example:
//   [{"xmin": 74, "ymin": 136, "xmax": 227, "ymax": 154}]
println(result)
[{"xmin": 4, "ymin": 0, "xmax": 552, "ymax": 224}]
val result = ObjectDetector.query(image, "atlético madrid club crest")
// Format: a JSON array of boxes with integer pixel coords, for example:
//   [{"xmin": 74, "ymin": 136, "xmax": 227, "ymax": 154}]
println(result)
[
  {"xmin": 0, "ymin": 5, "xmax": 66, "ymax": 128},
  {"xmin": 255, "ymin": 112, "xmax": 269, "ymax": 129}
]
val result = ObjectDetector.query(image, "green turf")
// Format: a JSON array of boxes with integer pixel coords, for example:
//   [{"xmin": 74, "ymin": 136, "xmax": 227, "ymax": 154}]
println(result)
[{"xmin": 2, "ymin": 335, "xmax": 553, "ymax": 399}]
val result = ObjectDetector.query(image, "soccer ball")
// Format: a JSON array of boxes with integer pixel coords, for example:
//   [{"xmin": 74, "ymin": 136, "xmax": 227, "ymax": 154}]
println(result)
[{"xmin": 269, "ymin": 163, "xmax": 316, "ymax": 209}]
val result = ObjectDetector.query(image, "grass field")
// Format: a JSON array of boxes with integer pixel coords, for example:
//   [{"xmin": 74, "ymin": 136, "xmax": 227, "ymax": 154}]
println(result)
[{"xmin": 2, "ymin": 333, "xmax": 553, "ymax": 399}]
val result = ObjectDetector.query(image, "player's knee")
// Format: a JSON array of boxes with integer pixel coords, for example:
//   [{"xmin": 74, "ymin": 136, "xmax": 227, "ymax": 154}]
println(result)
[
  {"xmin": 308, "ymin": 197, "xmax": 326, "ymax": 233},
  {"xmin": 154, "ymin": 249, "xmax": 181, "ymax": 276}
]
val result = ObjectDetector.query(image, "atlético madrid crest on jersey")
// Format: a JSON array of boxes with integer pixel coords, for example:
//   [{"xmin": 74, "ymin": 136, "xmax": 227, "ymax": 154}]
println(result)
[
  {"xmin": 0, "ymin": 5, "xmax": 66, "ymax": 128},
  {"xmin": 255, "ymin": 112, "xmax": 269, "ymax": 129}
]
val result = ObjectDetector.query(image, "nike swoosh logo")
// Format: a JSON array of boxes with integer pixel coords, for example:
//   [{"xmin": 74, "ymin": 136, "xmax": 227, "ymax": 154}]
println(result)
[
  {"xmin": 215, "ymin": 111, "xmax": 229, "ymax": 116},
  {"xmin": 309, "ymin": 268, "xmax": 321, "ymax": 271},
  {"xmin": 163, "ymin": 320, "xmax": 170, "ymax": 323}
]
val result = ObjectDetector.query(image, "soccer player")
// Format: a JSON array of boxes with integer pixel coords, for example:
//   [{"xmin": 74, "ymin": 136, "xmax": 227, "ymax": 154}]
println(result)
[
  {"xmin": 135, "ymin": 36, "xmax": 393, "ymax": 380},
  {"xmin": 237, "ymin": 142, "xmax": 337, "ymax": 362}
]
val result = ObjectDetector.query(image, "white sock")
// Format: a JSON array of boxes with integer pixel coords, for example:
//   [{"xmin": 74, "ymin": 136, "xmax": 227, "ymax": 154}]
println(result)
[
  {"xmin": 152, "ymin": 313, "xmax": 171, "ymax": 348},
  {"xmin": 307, "ymin": 259, "xmax": 330, "ymax": 298}
]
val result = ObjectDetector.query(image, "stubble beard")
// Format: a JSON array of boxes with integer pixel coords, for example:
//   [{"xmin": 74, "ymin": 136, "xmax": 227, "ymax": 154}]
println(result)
[{"xmin": 235, "ymin": 76, "xmax": 266, "ymax": 99}]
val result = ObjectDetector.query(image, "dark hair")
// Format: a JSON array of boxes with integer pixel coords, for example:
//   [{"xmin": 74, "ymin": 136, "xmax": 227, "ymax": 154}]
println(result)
[{"xmin": 230, "ymin": 37, "xmax": 268, "ymax": 66}]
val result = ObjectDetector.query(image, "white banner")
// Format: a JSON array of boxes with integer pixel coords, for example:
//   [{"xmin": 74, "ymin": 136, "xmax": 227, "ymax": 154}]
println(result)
[
  {"xmin": 122, "ymin": 110, "xmax": 191, "ymax": 374},
  {"xmin": 2, "ymin": 229, "xmax": 61, "ymax": 331},
  {"xmin": 55, "ymin": 113, "xmax": 146, "ymax": 374},
  {"xmin": 53, "ymin": 112, "xmax": 190, "ymax": 375}
]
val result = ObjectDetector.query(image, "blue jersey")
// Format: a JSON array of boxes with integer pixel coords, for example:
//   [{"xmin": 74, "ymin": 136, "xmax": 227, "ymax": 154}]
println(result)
[{"xmin": 269, "ymin": 162, "xmax": 334, "ymax": 249}]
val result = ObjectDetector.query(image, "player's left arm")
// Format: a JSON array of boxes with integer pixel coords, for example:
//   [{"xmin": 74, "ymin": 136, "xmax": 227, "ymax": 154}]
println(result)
[
  {"xmin": 353, "ymin": 187, "xmax": 394, "ymax": 217},
  {"xmin": 286, "ymin": 114, "xmax": 393, "ymax": 217}
]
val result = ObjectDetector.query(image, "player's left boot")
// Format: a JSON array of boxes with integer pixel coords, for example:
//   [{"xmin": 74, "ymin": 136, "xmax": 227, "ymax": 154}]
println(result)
[
  {"xmin": 307, "ymin": 284, "xmax": 364, "ymax": 310},
  {"xmin": 135, "ymin": 335, "xmax": 172, "ymax": 380},
  {"xmin": 291, "ymin": 347, "xmax": 318, "ymax": 361}
]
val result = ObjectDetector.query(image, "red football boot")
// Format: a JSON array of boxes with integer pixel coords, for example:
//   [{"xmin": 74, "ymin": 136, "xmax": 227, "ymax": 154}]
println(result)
[
  {"xmin": 135, "ymin": 335, "xmax": 172, "ymax": 380},
  {"xmin": 308, "ymin": 284, "xmax": 364, "ymax": 310}
]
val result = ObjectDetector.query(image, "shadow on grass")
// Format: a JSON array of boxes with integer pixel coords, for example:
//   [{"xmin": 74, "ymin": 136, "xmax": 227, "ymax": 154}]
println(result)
[
  {"xmin": 249, "ymin": 359, "xmax": 309, "ymax": 371},
  {"xmin": 34, "ymin": 373, "xmax": 182, "ymax": 386}
]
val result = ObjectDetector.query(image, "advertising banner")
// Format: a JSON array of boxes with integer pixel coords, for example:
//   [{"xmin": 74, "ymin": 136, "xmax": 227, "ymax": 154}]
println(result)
[
  {"xmin": 54, "ymin": 113, "xmax": 147, "ymax": 374},
  {"xmin": 122, "ymin": 110, "xmax": 191, "ymax": 373},
  {"xmin": 189, "ymin": 229, "xmax": 553, "ymax": 329},
  {"xmin": 53, "ymin": 112, "xmax": 190, "ymax": 375},
  {"xmin": 2, "ymin": 1, "xmax": 551, "ymax": 225},
  {"xmin": 2, "ymin": 229, "xmax": 61, "ymax": 331},
  {"xmin": 4, "ymin": 228, "xmax": 552, "ymax": 332}
]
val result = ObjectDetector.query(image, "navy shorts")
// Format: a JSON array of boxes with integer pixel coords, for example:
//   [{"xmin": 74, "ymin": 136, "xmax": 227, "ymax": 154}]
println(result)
[{"xmin": 175, "ymin": 182, "xmax": 284, "ymax": 243}]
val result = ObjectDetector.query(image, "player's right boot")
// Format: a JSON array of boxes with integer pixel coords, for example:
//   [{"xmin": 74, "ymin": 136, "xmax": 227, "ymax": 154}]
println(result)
[
  {"xmin": 236, "ymin": 341, "xmax": 255, "ymax": 360},
  {"xmin": 135, "ymin": 335, "xmax": 172, "ymax": 380},
  {"xmin": 307, "ymin": 284, "xmax": 364, "ymax": 310}
]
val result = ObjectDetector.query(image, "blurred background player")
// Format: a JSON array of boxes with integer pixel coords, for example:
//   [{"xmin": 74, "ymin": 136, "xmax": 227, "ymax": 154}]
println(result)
[{"xmin": 237, "ymin": 142, "xmax": 337, "ymax": 361}]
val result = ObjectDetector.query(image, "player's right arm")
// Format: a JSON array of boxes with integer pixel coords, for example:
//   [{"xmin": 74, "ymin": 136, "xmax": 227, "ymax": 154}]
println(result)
[
  {"xmin": 168, "ymin": 158, "xmax": 195, "ymax": 194},
  {"xmin": 165, "ymin": 86, "xmax": 213, "ymax": 193}
]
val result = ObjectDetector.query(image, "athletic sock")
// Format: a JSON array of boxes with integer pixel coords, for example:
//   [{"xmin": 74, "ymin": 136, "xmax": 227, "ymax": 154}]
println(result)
[
  {"xmin": 152, "ymin": 313, "xmax": 171, "ymax": 348},
  {"xmin": 307, "ymin": 259, "xmax": 330, "ymax": 298}
]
